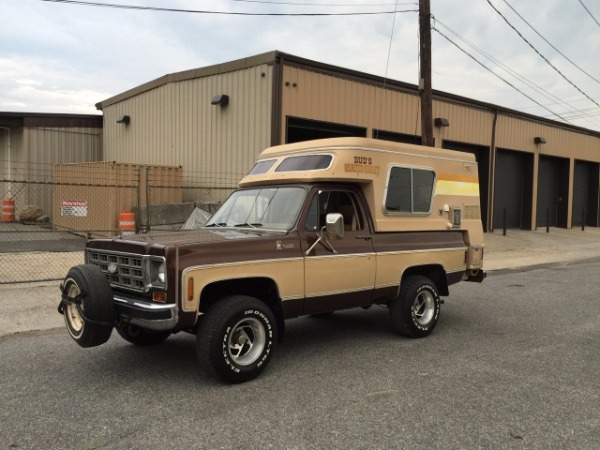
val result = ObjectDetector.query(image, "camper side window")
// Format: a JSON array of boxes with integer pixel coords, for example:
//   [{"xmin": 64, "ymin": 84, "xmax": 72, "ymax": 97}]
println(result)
[{"xmin": 385, "ymin": 166, "xmax": 435, "ymax": 214}]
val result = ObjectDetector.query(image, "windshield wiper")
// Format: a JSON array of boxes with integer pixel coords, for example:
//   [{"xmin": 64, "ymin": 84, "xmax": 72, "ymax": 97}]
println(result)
[
  {"xmin": 234, "ymin": 223, "xmax": 263, "ymax": 228},
  {"xmin": 205, "ymin": 223, "xmax": 227, "ymax": 227}
]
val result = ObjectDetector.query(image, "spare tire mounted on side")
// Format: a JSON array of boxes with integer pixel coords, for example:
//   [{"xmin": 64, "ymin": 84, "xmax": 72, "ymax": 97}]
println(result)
[{"xmin": 59, "ymin": 264, "xmax": 114, "ymax": 348}]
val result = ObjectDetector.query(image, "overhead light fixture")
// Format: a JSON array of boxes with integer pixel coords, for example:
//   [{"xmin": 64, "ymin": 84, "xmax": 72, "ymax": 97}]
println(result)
[
  {"xmin": 116, "ymin": 115, "xmax": 130, "ymax": 125},
  {"xmin": 211, "ymin": 94, "xmax": 229, "ymax": 107},
  {"xmin": 434, "ymin": 117, "xmax": 450, "ymax": 127},
  {"xmin": 534, "ymin": 136, "xmax": 546, "ymax": 144}
]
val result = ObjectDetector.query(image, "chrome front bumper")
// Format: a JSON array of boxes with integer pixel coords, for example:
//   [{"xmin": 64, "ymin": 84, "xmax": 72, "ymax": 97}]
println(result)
[{"xmin": 113, "ymin": 294, "xmax": 178, "ymax": 331}]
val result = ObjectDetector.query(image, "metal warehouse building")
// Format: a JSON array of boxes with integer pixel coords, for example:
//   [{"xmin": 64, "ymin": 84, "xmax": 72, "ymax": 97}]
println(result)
[
  {"xmin": 0, "ymin": 112, "xmax": 103, "ymax": 215},
  {"xmin": 96, "ymin": 51, "xmax": 600, "ymax": 232}
]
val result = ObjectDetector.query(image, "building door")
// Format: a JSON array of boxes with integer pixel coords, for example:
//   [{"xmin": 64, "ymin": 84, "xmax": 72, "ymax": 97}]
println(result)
[
  {"xmin": 493, "ymin": 149, "xmax": 533, "ymax": 230},
  {"xmin": 537, "ymin": 155, "xmax": 570, "ymax": 228},
  {"xmin": 573, "ymin": 160, "xmax": 599, "ymax": 227},
  {"xmin": 286, "ymin": 116, "xmax": 367, "ymax": 143}
]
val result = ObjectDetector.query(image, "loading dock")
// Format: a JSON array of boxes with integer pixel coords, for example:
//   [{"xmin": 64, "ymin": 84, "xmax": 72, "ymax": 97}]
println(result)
[
  {"xmin": 573, "ymin": 160, "xmax": 599, "ymax": 227},
  {"xmin": 537, "ymin": 155, "xmax": 570, "ymax": 229},
  {"xmin": 493, "ymin": 149, "xmax": 534, "ymax": 230}
]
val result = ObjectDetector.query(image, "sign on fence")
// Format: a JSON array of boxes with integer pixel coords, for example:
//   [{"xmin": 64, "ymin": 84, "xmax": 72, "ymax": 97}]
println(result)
[{"xmin": 60, "ymin": 200, "xmax": 88, "ymax": 217}]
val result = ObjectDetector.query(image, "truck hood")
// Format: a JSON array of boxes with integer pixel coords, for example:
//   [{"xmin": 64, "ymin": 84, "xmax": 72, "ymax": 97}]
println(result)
[{"xmin": 87, "ymin": 227, "xmax": 289, "ymax": 253}]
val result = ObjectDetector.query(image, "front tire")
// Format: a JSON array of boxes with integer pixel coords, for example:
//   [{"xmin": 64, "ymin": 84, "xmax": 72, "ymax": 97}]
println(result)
[
  {"xmin": 389, "ymin": 275, "xmax": 440, "ymax": 338},
  {"xmin": 61, "ymin": 264, "xmax": 114, "ymax": 348},
  {"xmin": 116, "ymin": 324, "xmax": 170, "ymax": 346},
  {"xmin": 197, "ymin": 295, "xmax": 276, "ymax": 383}
]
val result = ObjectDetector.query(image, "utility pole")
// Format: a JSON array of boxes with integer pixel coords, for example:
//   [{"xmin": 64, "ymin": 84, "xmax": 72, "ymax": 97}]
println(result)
[{"xmin": 419, "ymin": 0, "xmax": 434, "ymax": 146}]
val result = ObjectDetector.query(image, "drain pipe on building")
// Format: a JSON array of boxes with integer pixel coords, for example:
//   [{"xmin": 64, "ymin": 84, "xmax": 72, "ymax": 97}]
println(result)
[{"xmin": 0, "ymin": 126, "xmax": 12, "ymax": 199}]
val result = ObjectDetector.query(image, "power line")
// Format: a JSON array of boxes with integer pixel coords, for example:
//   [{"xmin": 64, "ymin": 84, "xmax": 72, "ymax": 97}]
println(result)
[
  {"xmin": 231, "ymin": 0, "xmax": 416, "ymax": 6},
  {"xmin": 40, "ymin": 0, "xmax": 418, "ymax": 15},
  {"xmin": 486, "ymin": 0, "xmax": 600, "ymax": 108},
  {"xmin": 434, "ymin": 18, "xmax": 600, "ymax": 127},
  {"xmin": 578, "ymin": 0, "xmax": 600, "ymax": 28},
  {"xmin": 433, "ymin": 27, "xmax": 571, "ymax": 123},
  {"xmin": 502, "ymin": 0, "xmax": 600, "ymax": 85}
]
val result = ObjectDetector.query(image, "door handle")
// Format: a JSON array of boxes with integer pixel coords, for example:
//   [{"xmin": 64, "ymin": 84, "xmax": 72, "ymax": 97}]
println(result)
[{"xmin": 355, "ymin": 235, "xmax": 372, "ymax": 241}]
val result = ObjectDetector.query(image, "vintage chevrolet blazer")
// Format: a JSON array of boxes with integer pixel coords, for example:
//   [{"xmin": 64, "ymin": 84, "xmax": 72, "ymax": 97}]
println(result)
[{"xmin": 59, "ymin": 137, "xmax": 485, "ymax": 383}]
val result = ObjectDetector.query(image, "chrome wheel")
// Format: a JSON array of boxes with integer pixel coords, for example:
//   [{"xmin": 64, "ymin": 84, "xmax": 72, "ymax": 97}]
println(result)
[
  {"xmin": 413, "ymin": 290, "xmax": 435, "ymax": 327},
  {"xmin": 64, "ymin": 280, "xmax": 84, "ymax": 334},
  {"xmin": 227, "ymin": 317, "xmax": 266, "ymax": 366}
]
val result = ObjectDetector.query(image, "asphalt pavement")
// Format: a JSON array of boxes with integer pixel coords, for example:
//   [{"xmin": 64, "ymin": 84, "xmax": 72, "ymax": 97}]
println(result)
[{"xmin": 1, "ymin": 227, "xmax": 600, "ymax": 338}]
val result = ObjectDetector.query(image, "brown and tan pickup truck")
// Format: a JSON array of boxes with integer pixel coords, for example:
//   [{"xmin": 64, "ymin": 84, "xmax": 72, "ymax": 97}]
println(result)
[{"xmin": 58, "ymin": 137, "xmax": 485, "ymax": 383}]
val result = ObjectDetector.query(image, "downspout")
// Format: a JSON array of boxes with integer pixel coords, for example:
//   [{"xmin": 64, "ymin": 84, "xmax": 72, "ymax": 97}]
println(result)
[
  {"xmin": 488, "ymin": 109, "xmax": 498, "ymax": 232},
  {"xmin": 0, "ymin": 126, "xmax": 11, "ymax": 198}
]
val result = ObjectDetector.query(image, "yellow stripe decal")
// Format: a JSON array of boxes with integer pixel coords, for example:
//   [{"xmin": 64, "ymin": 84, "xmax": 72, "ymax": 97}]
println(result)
[{"xmin": 436, "ymin": 179, "xmax": 479, "ymax": 196}]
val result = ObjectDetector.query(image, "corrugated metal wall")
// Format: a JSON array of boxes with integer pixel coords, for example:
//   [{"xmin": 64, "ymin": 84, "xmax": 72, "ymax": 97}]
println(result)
[
  {"xmin": 97, "ymin": 55, "xmax": 600, "ymax": 229},
  {"xmin": 102, "ymin": 63, "xmax": 273, "ymax": 204},
  {"xmin": 280, "ymin": 66, "xmax": 497, "ymax": 147},
  {"xmin": 3, "ymin": 126, "xmax": 102, "ymax": 216}
]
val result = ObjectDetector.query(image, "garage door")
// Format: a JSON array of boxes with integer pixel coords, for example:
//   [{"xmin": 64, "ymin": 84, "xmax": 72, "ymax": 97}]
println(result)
[{"xmin": 493, "ymin": 149, "xmax": 533, "ymax": 230}]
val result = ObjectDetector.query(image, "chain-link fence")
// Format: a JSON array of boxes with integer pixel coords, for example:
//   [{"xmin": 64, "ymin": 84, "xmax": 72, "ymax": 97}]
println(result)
[{"xmin": 1, "ymin": 160, "xmax": 238, "ymax": 284}]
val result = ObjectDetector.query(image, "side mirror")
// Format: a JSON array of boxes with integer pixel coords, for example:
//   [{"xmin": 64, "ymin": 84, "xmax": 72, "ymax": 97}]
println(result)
[{"xmin": 325, "ymin": 213, "xmax": 344, "ymax": 240}]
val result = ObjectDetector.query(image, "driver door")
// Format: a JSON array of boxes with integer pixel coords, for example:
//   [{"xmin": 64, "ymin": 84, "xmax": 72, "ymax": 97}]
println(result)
[{"xmin": 300, "ymin": 188, "xmax": 376, "ymax": 314}]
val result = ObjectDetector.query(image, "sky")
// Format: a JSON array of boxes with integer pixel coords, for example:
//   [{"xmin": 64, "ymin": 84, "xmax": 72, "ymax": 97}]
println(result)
[{"xmin": 1, "ymin": 0, "xmax": 599, "ymax": 131}]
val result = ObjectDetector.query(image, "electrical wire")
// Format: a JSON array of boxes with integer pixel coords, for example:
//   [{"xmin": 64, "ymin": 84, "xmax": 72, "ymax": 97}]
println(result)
[
  {"xmin": 578, "ymin": 0, "xmax": 600, "ymax": 28},
  {"xmin": 435, "ymin": 18, "xmax": 600, "ymax": 127},
  {"xmin": 40, "ymin": 0, "xmax": 417, "ymax": 15},
  {"xmin": 433, "ymin": 27, "xmax": 571, "ymax": 123},
  {"xmin": 231, "ymin": 0, "xmax": 416, "ymax": 6},
  {"xmin": 486, "ymin": 0, "xmax": 599, "ymax": 107},
  {"xmin": 502, "ymin": 0, "xmax": 600, "ymax": 85}
]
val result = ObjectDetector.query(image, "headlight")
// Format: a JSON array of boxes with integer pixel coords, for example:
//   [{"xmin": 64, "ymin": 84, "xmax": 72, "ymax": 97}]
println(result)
[
  {"xmin": 148, "ymin": 258, "xmax": 167, "ymax": 289},
  {"xmin": 157, "ymin": 262, "xmax": 166, "ymax": 284}
]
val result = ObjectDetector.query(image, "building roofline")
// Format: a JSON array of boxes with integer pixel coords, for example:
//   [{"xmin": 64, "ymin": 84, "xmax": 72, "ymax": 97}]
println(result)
[
  {"xmin": 0, "ymin": 111, "xmax": 103, "ymax": 128},
  {"xmin": 95, "ymin": 50, "xmax": 600, "ymax": 138}
]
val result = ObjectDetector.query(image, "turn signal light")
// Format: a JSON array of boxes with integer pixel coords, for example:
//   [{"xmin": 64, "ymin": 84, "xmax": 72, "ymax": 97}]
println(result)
[
  {"xmin": 152, "ymin": 291, "xmax": 167, "ymax": 303},
  {"xmin": 188, "ymin": 278, "xmax": 194, "ymax": 303}
]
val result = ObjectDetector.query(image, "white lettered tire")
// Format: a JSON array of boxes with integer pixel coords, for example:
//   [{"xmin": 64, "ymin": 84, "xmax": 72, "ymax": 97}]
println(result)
[
  {"xmin": 60, "ymin": 264, "xmax": 114, "ymax": 348},
  {"xmin": 197, "ymin": 295, "xmax": 276, "ymax": 383},
  {"xmin": 389, "ymin": 275, "xmax": 440, "ymax": 338}
]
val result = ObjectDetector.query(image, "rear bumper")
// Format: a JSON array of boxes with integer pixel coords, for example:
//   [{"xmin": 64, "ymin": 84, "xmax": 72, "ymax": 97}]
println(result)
[
  {"xmin": 114, "ymin": 294, "xmax": 178, "ymax": 331},
  {"xmin": 466, "ymin": 269, "xmax": 486, "ymax": 283}
]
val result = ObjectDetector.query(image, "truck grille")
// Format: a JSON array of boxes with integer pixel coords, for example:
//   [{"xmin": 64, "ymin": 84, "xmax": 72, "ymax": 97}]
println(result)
[{"xmin": 87, "ymin": 250, "xmax": 145, "ymax": 292}]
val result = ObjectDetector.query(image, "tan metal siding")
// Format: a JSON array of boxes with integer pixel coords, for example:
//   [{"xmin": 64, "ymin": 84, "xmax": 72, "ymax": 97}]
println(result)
[
  {"xmin": 9, "ymin": 127, "xmax": 102, "ymax": 215},
  {"xmin": 280, "ymin": 66, "xmax": 497, "ymax": 147},
  {"xmin": 433, "ymin": 101, "xmax": 494, "ymax": 146},
  {"xmin": 281, "ymin": 66, "xmax": 421, "ymax": 139},
  {"xmin": 496, "ymin": 115, "xmax": 600, "ymax": 162},
  {"xmin": 102, "ymin": 64, "xmax": 274, "ymax": 203}
]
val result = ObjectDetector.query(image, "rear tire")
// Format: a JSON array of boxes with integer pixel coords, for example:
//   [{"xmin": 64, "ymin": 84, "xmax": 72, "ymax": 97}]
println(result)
[
  {"xmin": 61, "ymin": 264, "xmax": 114, "ymax": 348},
  {"xmin": 389, "ymin": 275, "xmax": 440, "ymax": 338},
  {"xmin": 116, "ymin": 324, "xmax": 170, "ymax": 346},
  {"xmin": 197, "ymin": 295, "xmax": 276, "ymax": 383}
]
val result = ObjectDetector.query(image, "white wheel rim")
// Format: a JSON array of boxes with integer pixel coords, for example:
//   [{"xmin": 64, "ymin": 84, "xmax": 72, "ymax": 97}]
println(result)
[
  {"xmin": 64, "ymin": 280, "xmax": 84, "ymax": 333},
  {"xmin": 227, "ymin": 317, "xmax": 266, "ymax": 366},
  {"xmin": 413, "ymin": 290, "xmax": 435, "ymax": 326}
]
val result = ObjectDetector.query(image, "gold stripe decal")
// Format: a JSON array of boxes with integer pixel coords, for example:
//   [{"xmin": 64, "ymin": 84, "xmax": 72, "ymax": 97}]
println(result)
[{"xmin": 436, "ymin": 179, "xmax": 479, "ymax": 196}]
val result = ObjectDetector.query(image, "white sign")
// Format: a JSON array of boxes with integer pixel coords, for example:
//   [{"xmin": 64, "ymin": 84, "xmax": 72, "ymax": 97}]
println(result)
[{"xmin": 61, "ymin": 200, "xmax": 88, "ymax": 217}]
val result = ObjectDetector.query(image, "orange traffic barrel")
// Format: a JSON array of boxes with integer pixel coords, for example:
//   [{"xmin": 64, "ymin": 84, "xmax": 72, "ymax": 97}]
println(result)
[
  {"xmin": 2, "ymin": 199, "xmax": 15, "ymax": 223},
  {"xmin": 119, "ymin": 210, "xmax": 136, "ymax": 235}
]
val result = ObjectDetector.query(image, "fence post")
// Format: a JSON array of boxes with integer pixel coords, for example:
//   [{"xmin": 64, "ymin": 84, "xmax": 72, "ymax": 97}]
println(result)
[
  {"xmin": 146, "ymin": 167, "xmax": 151, "ymax": 232},
  {"xmin": 582, "ymin": 208, "xmax": 585, "ymax": 232},
  {"xmin": 502, "ymin": 208, "xmax": 507, "ymax": 236},
  {"xmin": 136, "ymin": 167, "xmax": 141, "ymax": 233},
  {"xmin": 546, "ymin": 209, "xmax": 550, "ymax": 233}
]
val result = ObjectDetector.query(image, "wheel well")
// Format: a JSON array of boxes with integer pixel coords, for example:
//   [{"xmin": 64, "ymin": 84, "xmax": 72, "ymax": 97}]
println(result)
[
  {"xmin": 199, "ymin": 277, "xmax": 286, "ymax": 340},
  {"xmin": 401, "ymin": 265, "xmax": 449, "ymax": 296}
]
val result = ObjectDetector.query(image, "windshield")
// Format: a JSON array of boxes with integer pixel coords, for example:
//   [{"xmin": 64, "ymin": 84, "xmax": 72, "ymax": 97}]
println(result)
[{"xmin": 205, "ymin": 187, "xmax": 306, "ymax": 231}]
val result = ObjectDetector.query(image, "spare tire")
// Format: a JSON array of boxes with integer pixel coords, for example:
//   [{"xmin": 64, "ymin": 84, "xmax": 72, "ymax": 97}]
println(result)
[{"xmin": 60, "ymin": 264, "xmax": 114, "ymax": 348}]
